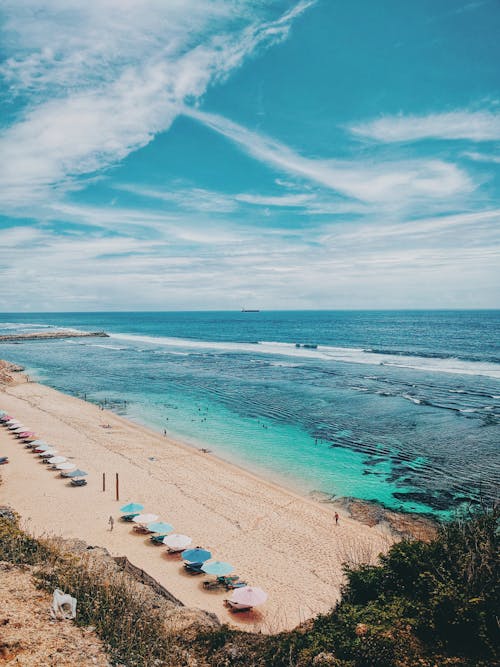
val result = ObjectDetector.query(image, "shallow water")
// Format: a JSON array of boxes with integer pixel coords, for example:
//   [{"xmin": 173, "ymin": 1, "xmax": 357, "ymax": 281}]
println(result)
[{"xmin": 1, "ymin": 310, "xmax": 498, "ymax": 517}]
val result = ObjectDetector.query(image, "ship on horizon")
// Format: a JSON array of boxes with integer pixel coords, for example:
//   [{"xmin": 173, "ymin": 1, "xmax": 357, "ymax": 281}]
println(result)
[{"xmin": 241, "ymin": 308, "xmax": 260, "ymax": 312}]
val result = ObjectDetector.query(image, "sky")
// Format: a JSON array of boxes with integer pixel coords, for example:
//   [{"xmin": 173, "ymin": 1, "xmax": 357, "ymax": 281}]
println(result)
[{"xmin": 0, "ymin": 0, "xmax": 499, "ymax": 311}]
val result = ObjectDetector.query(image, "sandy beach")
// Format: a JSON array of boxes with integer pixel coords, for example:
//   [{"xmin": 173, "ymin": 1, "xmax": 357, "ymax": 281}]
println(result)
[{"xmin": 0, "ymin": 370, "xmax": 392, "ymax": 633}]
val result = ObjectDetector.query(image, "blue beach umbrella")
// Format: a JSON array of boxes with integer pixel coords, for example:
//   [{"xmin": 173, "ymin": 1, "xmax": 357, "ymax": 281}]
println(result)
[
  {"xmin": 181, "ymin": 548, "xmax": 211, "ymax": 563},
  {"xmin": 120, "ymin": 502, "xmax": 144, "ymax": 514},
  {"xmin": 201, "ymin": 561, "xmax": 234, "ymax": 576},
  {"xmin": 64, "ymin": 469, "xmax": 88, "ymax": 478},
  {"xmin": 146, "ymin": 521, "xmax": 173, "ymax": 534}
]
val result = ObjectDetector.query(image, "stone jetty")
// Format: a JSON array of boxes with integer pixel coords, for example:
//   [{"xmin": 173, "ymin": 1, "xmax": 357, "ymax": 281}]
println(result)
[{"xmin": 0, "ymin": 330, "xmax": 109, "ymax": 342}]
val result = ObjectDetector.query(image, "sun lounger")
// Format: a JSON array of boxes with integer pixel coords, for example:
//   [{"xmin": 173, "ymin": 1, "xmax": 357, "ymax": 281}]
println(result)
[
  {"xmin": 224, "ymin": 599, "xmax": 253, "ymax": 612},
  {"xmin": 203, "ymin": 575, "xmax": 246, "ymax": 590},
  {"xmin": 224, "ymin": 579, "xmax": 248, "ymax": 590},
  {"xmin": 184, "ymin": 562, "xmax": 205, "ymax": 574},
  {"xmin": 70, "ymin": 478, "xmax": 87, "ymax": 487},
  {"xmin": 132, "ymin": 524, "xmax": 150, "ymax": 534}
]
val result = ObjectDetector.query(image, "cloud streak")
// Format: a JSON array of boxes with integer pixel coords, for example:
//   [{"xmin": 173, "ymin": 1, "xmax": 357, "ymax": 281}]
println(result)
[
  {"xmin": 349, "ymin": 110, "xmax": 500, "ymax": 143},
  {"xmin": 0, "ymin": 1, "xmax": 314, "ymax": 207},
  {"xmin": 185, "ymin": 108, "xmax": 473, "ymax": 204}
]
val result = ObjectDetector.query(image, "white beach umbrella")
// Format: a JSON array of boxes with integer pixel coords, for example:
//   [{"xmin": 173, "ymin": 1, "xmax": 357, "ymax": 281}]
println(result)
[
  {"xmin": 48, "ymin": 456, "xmax": 66, "ymax": 464},
  {"xmin": 33, "ymin": 444, "xmax": 52, "ymax": 451},
  {"xmin": 132, "ymin": 513, "xmax": 159, "ymax": 525},
  {"xmin": 56, "ymin": 462, "xmax": 76, "ymax": 471},
  {"xmin": 8, "ymin": 422, "xmax": 24, "ymax": 429},
  {"xmin": 38, "ymin": 450, "xmax": 57, "ymax": 457},
  {"xmin": 163, "ymin": 534, "xmax": 192, "ymax": 550},
  {"xmin": 12, "ymin": 426, "xmax": 29, "ymax": 432}
]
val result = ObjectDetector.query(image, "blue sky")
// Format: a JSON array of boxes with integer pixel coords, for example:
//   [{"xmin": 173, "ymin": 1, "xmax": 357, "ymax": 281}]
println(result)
[{"xmin": 0, "ymin": 0, "xmax": 499, "ymax": 311}]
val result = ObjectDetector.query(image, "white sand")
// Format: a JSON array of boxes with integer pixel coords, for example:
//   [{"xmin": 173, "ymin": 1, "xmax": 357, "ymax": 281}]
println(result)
[{"xmin": 0, "ymin": 375, "xmax": 392, "ymax": 632}]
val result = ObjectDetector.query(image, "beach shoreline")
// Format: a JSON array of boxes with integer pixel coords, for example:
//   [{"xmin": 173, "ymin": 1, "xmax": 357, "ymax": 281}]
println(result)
[{"xmin": 1, "ymin": 362, "xmax": 397, "ymax": 632}]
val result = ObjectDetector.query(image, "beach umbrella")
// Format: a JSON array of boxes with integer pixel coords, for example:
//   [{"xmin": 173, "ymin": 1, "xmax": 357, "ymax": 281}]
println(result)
[
  {"xmin": 48, "ymin": 456, "xmax": 66, "ymax": 464},
  {"xmin": 39, "ymin": 450, "xmax": 57, "ymax": 457},
  {"xmin": 64, "ymin": 469, "xmax": 87, "ymax": 478},
  {"xmin": 18, "ymin": 431, "xmax": 35, "ymax": 437},
  {"xmin": 0, "ymin": 415, "xmax": 14, "ymax": 422},
  {"xmin": 145, "ymin": 521, "xmax": 173, "ymax": 534},
  {"xmin": 163, "ymin": 534, "xmax": 192, "ymax": 550},
  {"xmin": 30, "ymin": 440, "xmax": 47, "ymax": 447},
  {"xmin": 56, "ymin": 462, "xmax": 76, "ymax": 471},
  {"xmin": 132, "ymin": 513, "xmax": 159, "ymax": 525},
  {"xmin": 230, "ymin": 586, "xmax": 268, "ymax": 607},
  {"xmin": 8, "ymin": 422, "xmax": 23, "ymax": 429},
  {"xmin": 34, "ymin": 444, "xmax": 52, "ymax": 452},
  {"xmin": 202, "ymin": 561, "xmax": 234, "ymax": 576},
  {"xmin": 12, "ymin": 426, "xmax": 29, "ymax": 432},
  {"xmin": 181, "ymin": 548, "xmax": 211, "ymax": 563},
  {"xmin": 120, "ymin": 502, "xmax": 144, "ymax": 514}
]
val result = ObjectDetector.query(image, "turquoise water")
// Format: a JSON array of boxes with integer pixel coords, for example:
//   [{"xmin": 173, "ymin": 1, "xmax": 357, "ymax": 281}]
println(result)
[{"xmin": 0, "ymin": 311, "xmax": 498, "ymax": 517}]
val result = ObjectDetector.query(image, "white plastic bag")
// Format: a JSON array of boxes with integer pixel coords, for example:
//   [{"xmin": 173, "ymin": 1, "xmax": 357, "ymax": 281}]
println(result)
[{"xmin": 50, "ymin": 588, "xmax": 77, "ymax": 620}]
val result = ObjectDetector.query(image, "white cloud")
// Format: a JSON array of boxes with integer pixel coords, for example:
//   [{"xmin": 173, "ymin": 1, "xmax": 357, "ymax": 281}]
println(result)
[
  {"xmin": 115, "ymin": 182, "xmax": 319, "ymax": 212},
  {"xmin": 462, "ymin": 151, "xmax": 500, "ymax": 164},
  {"xmin": 0, "ymin": 1, "xmax": 314, "ymax": 207},
  {"xmin": 349, "ymin": 110, "xmax": 500, "ymax": 142},
  {"xmin": 185, "ymin": 108, "xmax": 473, "ymax": 204}
]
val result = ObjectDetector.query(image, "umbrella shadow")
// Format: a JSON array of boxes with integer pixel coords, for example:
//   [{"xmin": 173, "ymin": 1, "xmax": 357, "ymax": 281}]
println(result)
[{"xmin": 223, "ymin": 607, "xmax": 264, "ymax": 626}]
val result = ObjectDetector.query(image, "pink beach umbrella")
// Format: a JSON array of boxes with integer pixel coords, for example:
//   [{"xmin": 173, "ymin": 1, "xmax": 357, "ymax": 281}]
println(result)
[
  {"xmin": 17, "ymin": 431, "xmax": 35, "ymax": 438},
  {"xmin": 230, "ymin": 586, "xmax": 268, "ymax": 607},
  {"xmin": 33, "ymin": 443, "xmax": 51, "ymax": 452}
]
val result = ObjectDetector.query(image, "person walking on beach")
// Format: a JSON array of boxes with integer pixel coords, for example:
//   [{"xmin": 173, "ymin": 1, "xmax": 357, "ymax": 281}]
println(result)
[
  {"xmin": 335, "ymin": 512, "xmax": 339, "ymax": 526},
  {"xmin": 108, "ymin": 516, "xmax": 114, "ymax": 532}
]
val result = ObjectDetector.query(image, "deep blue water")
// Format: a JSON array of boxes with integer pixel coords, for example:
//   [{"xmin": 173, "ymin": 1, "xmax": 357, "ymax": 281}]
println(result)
[{"xmin": 0, "ymin": 311, "xmax": 498, "ymax": 516}]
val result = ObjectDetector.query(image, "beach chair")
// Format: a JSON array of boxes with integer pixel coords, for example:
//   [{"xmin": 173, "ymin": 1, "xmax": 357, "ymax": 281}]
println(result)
[
  {"xmin": 223, "ymin": 578, "xmax": 248, "ymax": 591},
  {"xmin": 150, "ymin": 534, "xmax": 168, "ymax": 545},
  {"xmin": 224, "ymin": 599, "xmax": 253, "ymax": 613},
  {"xmin": 121, "ymin": 513, "xmax": 139, "ymax": 522},
  {"xmin": 70, "ymin": 478, "xmax": 87, "ymax": 487},
  {"xmin": 184, "ymin": 562, "xmax": 205, "ymax": 575},
  {"xmin": 132, "ymin": 524, "xmax": 149, "ymax": 534}
]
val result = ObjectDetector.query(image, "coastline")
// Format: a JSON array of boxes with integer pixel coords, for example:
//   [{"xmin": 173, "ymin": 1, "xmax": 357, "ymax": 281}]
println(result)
[{"xmin": 0, "ymin": 364, "xmax": 396, "ymax": 632}]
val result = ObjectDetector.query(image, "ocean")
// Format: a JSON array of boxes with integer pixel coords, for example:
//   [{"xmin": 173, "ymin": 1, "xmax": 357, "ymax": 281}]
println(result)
[{"xmin": 0, "ymin": 310, "xmax": 498, "ymax": 517}]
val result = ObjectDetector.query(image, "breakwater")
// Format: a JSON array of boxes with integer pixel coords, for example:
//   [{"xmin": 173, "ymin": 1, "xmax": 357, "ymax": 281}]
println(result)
[{"xmin": 0, "ymin": 331, "xmax": 108, "ymax": 342}]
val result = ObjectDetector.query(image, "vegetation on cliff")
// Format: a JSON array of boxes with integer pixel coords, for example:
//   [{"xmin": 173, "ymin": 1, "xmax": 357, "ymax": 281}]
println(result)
[{"xmin": 0, "ymin": 507, "xmax": 498, "ymax": 666}]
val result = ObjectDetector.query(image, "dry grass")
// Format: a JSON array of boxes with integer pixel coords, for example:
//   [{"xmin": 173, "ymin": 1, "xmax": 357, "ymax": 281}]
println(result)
[{"xmin": 0, "ymin": 515, "xmax": 215, "ymax": 666}]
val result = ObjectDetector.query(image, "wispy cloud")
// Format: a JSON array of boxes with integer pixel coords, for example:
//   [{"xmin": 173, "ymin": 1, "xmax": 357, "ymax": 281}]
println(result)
[
  {"xmin": 185, "ymin": 108, "xmax": 473, "ymax": 204},
  {"xmin": 349, "ymin": 110, "xmax": 500, "ymax": 142},
  {"xmin": 0, "ymin": 1, "xmax": 314, "ymax": 208},
  {"xmin": 462, "ymin": 151, "xmax": 500, "ymax": 164}
]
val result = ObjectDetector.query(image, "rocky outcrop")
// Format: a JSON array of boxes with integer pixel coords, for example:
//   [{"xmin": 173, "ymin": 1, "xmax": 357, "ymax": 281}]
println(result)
[
  {"xmin": 0, "ymin": 359, "xmax": 24, "ymax": 385},
  {"xmin": 0, "ymin": 331, "xmax": 108, "ymax": 342}
]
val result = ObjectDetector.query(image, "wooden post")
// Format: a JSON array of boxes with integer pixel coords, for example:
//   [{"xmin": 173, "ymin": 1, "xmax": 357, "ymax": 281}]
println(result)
[
  {"xmin": 102, "ymin": 472, "xmax": 106, "ymax": 492},
  {"xmin": 115, "ymin": 473, "xmax": 119, "ymax": 501}
]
